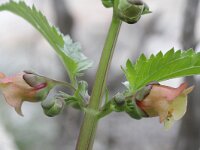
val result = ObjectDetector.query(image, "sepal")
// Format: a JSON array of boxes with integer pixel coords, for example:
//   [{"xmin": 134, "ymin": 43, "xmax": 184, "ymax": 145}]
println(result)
[{"xmin": 125, "ymin": 99, "xmax": 146, "ymax": 119}]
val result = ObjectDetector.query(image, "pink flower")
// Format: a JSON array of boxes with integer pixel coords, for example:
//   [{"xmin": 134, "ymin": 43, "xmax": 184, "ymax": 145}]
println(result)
[
  {"xmin": 0, "ymin": 71, "xmax": 55, "ymax": 116},
  {"xmin": 136, "ymin": 83, "xmax": 194, "ymax": 128}
]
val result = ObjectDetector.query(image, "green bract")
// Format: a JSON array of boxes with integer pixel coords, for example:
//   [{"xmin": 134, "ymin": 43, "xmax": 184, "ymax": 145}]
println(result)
[
  {"xmin": 124, "ymin": 48, "xmax": 200, "ymax": 92},
  {"xmin": 0, "ymin": 1, "xmax": 93, "ymax": 83}
]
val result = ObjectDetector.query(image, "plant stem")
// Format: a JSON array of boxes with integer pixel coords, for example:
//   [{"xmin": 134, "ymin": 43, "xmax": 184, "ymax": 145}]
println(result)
[{"xmin": 75, "ymin": 14, "xmax": 122, "ymax": 150}]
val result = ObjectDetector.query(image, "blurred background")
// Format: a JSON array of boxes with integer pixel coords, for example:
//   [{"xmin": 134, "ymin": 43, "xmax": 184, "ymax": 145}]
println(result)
[{"xmin": 0, "ymin": 0, "xmax": 200, "ymax": 150}]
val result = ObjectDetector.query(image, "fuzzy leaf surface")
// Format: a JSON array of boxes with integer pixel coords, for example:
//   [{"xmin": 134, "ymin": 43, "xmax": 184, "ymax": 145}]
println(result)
[
  {"xmin": 0, "ymin": 1, "xmax": 92, "ymax": 80},
  {"xmin": 124, "ymin": 48, "xmax": 200, "ymax": 92}
]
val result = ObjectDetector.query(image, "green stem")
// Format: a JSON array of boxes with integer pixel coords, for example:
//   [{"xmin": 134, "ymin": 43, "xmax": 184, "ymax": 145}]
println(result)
[{"xmin": 75, "ymin": 13, "xmax": 122, "ymax": 150}]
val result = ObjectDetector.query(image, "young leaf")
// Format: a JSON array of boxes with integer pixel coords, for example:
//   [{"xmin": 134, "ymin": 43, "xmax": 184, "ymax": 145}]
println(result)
[
  {"xmin": 124, "ymin": 48, "xmax": 200, "ymax": 92},
  {"xmin": 0, "ymin": 1, "xmax": 92, "ymax": 81},
  {"xmin": 63, "ymin": 36, "xmax": 93, "ymax": 78}
]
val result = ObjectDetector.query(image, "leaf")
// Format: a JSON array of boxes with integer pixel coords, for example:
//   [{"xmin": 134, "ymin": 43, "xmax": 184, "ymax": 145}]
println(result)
[
  {"xmin": 74, "ymin": 80, "xmax": 89, "ymax": 100},
  {"xmin": 124, "ymin": 48, "xmax": 200, "ymax": 92},
  {"xmin": 63, "ymin": 36, "xmax": 93, "ymax": 78},
  {"xmin": 0, "ymin": 1, "xmax": 92, "ymax": 81}
]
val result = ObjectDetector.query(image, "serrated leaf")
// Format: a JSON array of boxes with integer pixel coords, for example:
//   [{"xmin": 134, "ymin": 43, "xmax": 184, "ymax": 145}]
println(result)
[
  {"xmin": 124, "ymin": 48, "xmax": 200, "ymax": 92},
  {"xmin": 63, "ymin": 36, "xmax": 93, "ymax": 78},
  {"xmin": 0, "ymin": 1, "xmax": 92, "ymax": 81}
]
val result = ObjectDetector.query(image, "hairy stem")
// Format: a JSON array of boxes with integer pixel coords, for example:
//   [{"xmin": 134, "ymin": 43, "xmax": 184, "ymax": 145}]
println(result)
[{"xmin": 75, "ymin": 13, "xmax": 122, "ymax": 150}]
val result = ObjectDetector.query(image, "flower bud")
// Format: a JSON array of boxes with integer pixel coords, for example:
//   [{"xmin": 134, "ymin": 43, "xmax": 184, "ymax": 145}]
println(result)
[
  {"xmin": 115, "ymin": 0, "xmax": 151, "ymax": 24},
  {"xmin": 41, "ymin": 99, "xmax": 65, "ymax": 117},
  {"xmin": 113, "ymin": 93, "xmax": 126, "ymax": 112}
]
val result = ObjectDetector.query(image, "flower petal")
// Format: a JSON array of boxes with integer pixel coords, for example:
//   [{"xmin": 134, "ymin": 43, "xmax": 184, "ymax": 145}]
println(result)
[
  {"xmin": 170, "ymin": 86, "xmax": 194, "ymax": 120},
  {"xmin": 150, "ymin": 83, "xmax": 187, "ymax": 102},
  {"xmin": 0, "ymin": 73, "xmax": 5, "ymax": 78},
  {"xmin": 0, "ymin": 72, "xmax": 50, "ymax": 115},
  {"xmin": 164, "ymin": 116, "xmax": 174, "ymax": 129},
  {"xmin": 155, "ymin": 100, "xmax": 169, "ymax": 122},
  {"xmin": 0, "ymin": 73, "xmax": 36, "ymax": 115},
  {"xmin": 14, "ymin": 101, "xmax": 23, "ymax": 116},
  {"xmin": 0, "ymin": 71, "xmax": 69, "ymax": 116}
]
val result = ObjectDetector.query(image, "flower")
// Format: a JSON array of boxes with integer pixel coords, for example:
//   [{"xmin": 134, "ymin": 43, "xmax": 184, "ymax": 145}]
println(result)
[
  {"xmin": 0, "ymin": 71, "xmax": 56, "ymax": 116},
  {"xmin": 136, "ymin": 83, "xmax": 194, "ymax": 128}
]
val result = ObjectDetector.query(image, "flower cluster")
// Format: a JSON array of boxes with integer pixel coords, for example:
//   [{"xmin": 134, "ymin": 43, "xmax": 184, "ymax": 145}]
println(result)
[{"xmin": 0, "ymin": 70, "xmax": 194, "ymax": 128}]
